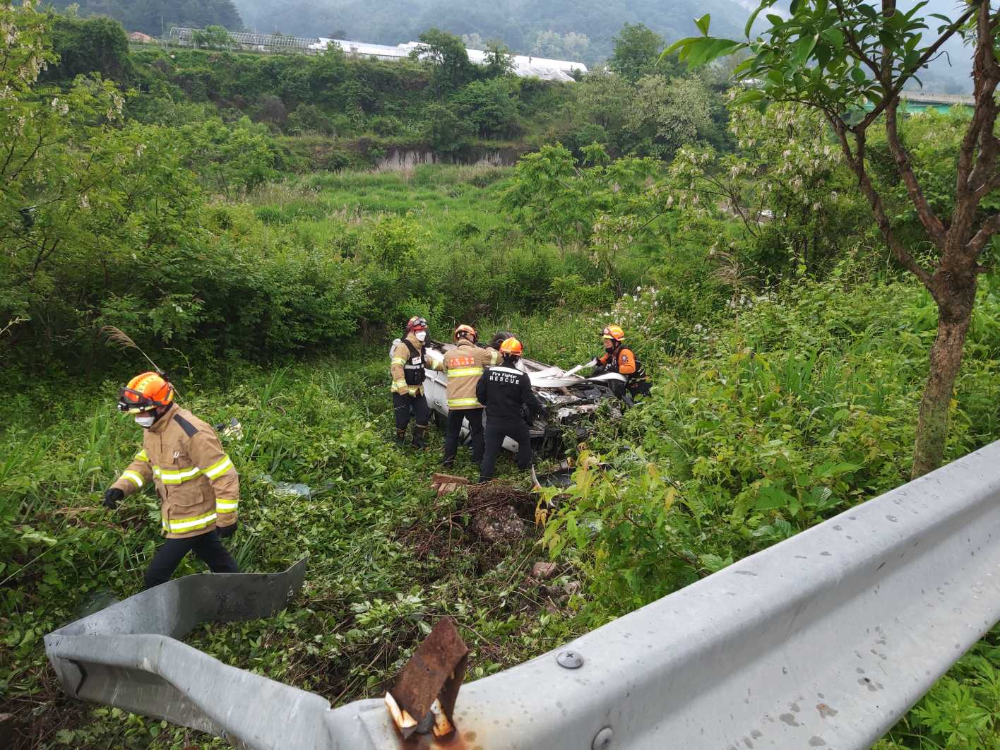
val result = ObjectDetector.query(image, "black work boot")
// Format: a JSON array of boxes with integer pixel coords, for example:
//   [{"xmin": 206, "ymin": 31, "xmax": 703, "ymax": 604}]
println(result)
[
  {"xmin": 394, "ymin": 428, "xmax": 407, "ymax": 446},
  {"xmin": 412, "ymin": 424, "xmax": 428, "ymax": 449}
]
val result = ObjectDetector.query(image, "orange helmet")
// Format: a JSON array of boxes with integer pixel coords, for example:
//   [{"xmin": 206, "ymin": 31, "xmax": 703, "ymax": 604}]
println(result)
[
  {"xmin": 500, "ymin": 337, "xmax": 523, "ymax": 356},
  {"xmin": 118, "ymin": 372, "xmax": 174, "ymax": 413},
  {"xmin": 406, "ymin": 316, "xmax": 428, "ymax": 332},
  {"xmin": 602, "ymin": 325, "xmax": 625, "ymax": 343},
  {"xmin": 454, "ymin": 324, "xmax": 477, "ymax": 343}
]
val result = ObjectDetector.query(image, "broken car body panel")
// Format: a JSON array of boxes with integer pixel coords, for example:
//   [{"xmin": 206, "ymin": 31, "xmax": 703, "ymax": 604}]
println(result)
[{"xmin": 422, "ymin": 341, "xmax": 621, "ymax": 454}]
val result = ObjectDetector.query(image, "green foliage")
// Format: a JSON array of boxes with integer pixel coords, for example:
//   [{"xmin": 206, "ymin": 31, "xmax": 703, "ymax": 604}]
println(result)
[
  {"xmin": 879, "ymin": 628, "xmax": 1000, "ymax": 749},
  {"xmin": 192, "ymin": 24, "xmax": 235, "ymax": 50},
  {"xmin": 669, "ymin": 101, "xmax": 873, "ymax": 280},
  {"xmin": 608, "ymin": 22, "xmax": 667, "ymax": 83},
  {"xmin": 415, "ymin": 27, "xmax": 476, "ymax": 94},
  {"xmin": 669, "ymin": 1, "xmax": 966, "ymax": 112},
  {"xmin": 182, "ymin": 117, "xmax": 278, "ymax": 198},
  {"xmin": 624, "ymin": 74, "xmax": 715, "ymax": 159},
  {"xmin": 43, "ymin": 11, "xmax": 134, "ymax": 83},
  {"xmin": 3, "ymin": 8, "xmax": 998, "ymax": 748},
  {"xmin": 566, "ymin": 68, "xmax": 730, "ymax": 161},
  {"xmin": 0, "ymin": 363, "xmax": 580, "ymax": 746},
  {"xmin": 452, "ymin": 78, "xmax": 522, "ymax": 138},
  {"xmin": 482, "ymin": 40, "xmax": 516, "ymax": 78},
  {"xmin": 48, "ymin": 0, "xmax": 243, "ymax": 36},
  {"xmin": 421, "ymin": 103, "xmax": 475, "ymax": 153},
  {"xmin": 501, "ymin": 143, "xmax": 667, "ymax": 294},
  {"xmin": 540, "ymin": 275, "xmax": 1000, "ymax": 615}
]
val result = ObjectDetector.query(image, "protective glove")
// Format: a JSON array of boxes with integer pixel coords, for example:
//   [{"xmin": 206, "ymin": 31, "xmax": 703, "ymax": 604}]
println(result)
[
  {"xmin": 103, "ymin": 487, "xmax": 124, "ymax": 510},
  {"xmin": 218, "ymin": 521, "xmax": 237, "ymax": 539},
  {"xmin": 592, "ymin": 365, "xmax": 608, "ymax": 377}
]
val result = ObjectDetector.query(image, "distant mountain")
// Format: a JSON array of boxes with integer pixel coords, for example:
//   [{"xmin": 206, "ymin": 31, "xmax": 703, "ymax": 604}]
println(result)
[
  {"xmin": 233, "ymin": 0, "xmax": 972, "ymax": 91},
  {"xmin": 232, "ymin": 0, "xmax": 753, "ymax": 63}
]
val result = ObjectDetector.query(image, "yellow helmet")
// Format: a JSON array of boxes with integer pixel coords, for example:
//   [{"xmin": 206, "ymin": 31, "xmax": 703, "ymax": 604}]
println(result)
[{"xmin": 602, "ymin": 325, "xmax": 625, "ymax": 343}]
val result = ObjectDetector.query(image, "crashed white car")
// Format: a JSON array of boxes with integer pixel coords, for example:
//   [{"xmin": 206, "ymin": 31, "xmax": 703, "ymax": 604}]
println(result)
[{"xmin": 422, "ymin": 338, "xmax": 624, "ymax": 455}]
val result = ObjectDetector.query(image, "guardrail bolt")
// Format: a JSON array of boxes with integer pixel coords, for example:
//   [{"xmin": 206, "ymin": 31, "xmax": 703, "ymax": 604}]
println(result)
[
  {"xmin": 557, "ymin": 650, "xmax": 584, "ymax": 669},
  {"xmin": 592, "ymin": 726, "xmax": 614, "ymax": 748}
]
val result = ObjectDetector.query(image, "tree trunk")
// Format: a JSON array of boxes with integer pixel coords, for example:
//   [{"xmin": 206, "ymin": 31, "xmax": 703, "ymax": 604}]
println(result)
[{"xmin": 911, "ymin": 296, "xmax": 974, "ymax": 479}]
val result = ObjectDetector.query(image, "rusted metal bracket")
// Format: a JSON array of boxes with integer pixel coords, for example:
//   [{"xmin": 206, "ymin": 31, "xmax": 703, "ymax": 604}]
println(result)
[{"xmin": 385, "ymin": 617, "xmax": 468, "ymax": 741}]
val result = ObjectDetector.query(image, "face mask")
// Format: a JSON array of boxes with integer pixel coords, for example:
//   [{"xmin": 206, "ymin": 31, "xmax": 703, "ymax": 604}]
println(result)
[
  {"xmin": 415, "ymin": 331, "xmax": 427, "ymax": 342},
  {"xmin": 135, "ymin": 414, "xmax": 156, "ymax": 428}
]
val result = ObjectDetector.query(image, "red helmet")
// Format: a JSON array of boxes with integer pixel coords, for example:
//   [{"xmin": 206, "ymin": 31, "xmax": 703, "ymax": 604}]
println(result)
[
  {"xmin": 500, "ymin": 337, "xmax": 523, "ymax": 356},
  {"xmin": 406, "ymin": 316, "xmax": 428, "ymax": 332},
  {"xmin": 118, "ymin": 372, "xmax": 174, "ymax": 413}
]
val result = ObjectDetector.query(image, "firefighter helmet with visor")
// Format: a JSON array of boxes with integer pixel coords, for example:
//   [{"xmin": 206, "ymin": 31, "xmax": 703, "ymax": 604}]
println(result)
[{"xmin": 118, "ymin": 372, "xmax": 174, "ymax": 413}]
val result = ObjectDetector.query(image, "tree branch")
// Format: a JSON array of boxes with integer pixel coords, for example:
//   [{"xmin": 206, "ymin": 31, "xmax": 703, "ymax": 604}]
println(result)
[
  {"xmin": 967, "ymin": 213, "xmax": 1000, "ymax": 257},
  {"xmin": 959, "ymin": 2, "xmax": 1000, "ymax": 201},
  {"xmin": 972, "ymin": 170, "xmax": 1000, "ymax": 201},
  {"xmin": 831, "ymin": 0, "xmax": 882, "ymax": 75},
  {"xmin": 853, "ymin": 4, "xmax": 977, "ymax": 132},
  {"xmin": 884, "ymin": 97, "xmax": 947, "ymax": 247},
  {"xmin": 830, "ymin": 117, "xmax": 933, "ymax": 289}
]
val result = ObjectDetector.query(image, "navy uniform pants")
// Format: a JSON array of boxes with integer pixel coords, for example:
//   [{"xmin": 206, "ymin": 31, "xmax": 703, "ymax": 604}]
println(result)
[
  {"xmin": 144, "ymin": 529, "xmax": 239, "ymax": 590},
  {"xmin": 479, "ymin": 417, "xmax": 532, "ymax": 482}
]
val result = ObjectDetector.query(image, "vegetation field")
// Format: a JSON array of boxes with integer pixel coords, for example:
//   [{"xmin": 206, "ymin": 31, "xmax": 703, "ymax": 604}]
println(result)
[
  {"xmin": 3, "ymin": 165, "xmax": 1000, "ymax": 748},
  {"xmin": 3, "ymin": 3, "xmax": 1000, "ymax": 749}
]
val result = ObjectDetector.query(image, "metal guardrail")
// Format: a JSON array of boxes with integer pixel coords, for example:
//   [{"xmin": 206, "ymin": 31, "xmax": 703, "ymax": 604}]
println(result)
[{"xmin": 46, "ymin": 440, "xmax": 1000, "ymax": 748}]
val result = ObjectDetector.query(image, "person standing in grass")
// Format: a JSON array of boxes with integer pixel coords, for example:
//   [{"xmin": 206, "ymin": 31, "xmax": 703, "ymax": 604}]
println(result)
[
  {"xmin": 390, "ymin": 316, "xmax": 441, "ymax": 449},
  {"xmin": 442, "ymin": 324, "xmax": 500, "ymax": 469},
  {"xmin": 103, "ymin": 372, "xmax": 240, "ymax": 590},
  {"xmin": 476, "ymin": 338, "xmax": 547, "ymax": 483}
]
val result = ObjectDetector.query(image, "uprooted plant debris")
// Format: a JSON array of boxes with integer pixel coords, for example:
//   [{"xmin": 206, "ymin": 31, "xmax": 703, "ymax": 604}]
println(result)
[{"xmin": 400, "ymin": 481, "xmax": 539, "ymax": 563}]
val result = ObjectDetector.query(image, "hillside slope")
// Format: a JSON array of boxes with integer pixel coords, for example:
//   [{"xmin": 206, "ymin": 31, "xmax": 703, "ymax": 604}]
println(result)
[{"xmin": 234, "ymin": 0, "xmax": 751, "ymax": 62}]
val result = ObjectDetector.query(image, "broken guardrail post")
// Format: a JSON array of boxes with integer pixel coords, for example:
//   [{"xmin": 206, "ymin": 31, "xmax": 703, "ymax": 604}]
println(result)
[{"xmin": 44, "ymin": 560, "xmax": 326, "ymax": 746}]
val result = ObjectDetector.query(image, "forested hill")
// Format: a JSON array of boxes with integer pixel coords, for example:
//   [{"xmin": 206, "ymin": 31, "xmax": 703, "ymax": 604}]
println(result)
[
  {"xmin": 46, "ymin": 0, "xmax": 243, "ymax": 36},
  {"xmin": 232, "ymin": 0, "xmax": 751, "ymax": 63}
]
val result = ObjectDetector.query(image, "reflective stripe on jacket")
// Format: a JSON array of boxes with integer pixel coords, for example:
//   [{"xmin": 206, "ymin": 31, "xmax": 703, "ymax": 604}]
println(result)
[
  {"xmin": 390, "ymin": 333, "xmax": 441, "ymax": 396},
  {"xmin": 111, "ymin": 404, "xmax": 239, "ymax": 539},
  {"xmin": 444, "ymin": 341, "xmax": 499, "ymax": 410}
]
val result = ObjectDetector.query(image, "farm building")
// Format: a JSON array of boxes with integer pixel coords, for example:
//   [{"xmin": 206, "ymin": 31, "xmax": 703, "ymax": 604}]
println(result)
[{"xmin": 168, "ymin": 28, "xmax": 587, "ymax": 82}]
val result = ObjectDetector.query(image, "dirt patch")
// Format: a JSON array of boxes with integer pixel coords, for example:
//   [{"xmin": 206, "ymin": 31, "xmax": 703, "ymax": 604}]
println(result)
[
  {"xmin": 399, "ymin": 481, "xmax": 539, "ymax": 565},
  {"xmin": 0, "ymin": 687, "xmax": 88, "ymax": 750}
]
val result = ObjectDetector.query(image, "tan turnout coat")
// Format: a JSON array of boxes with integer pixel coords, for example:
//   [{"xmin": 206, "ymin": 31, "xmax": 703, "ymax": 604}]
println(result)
[
  {"xmin": 112, "ymin": 404, "xmax": 239, "ymax": 539},
  {"xmin": 390, "ymin": 333, "xmax": 442, "ymax": 396},
  {"xmin": 444, "ymin": 340, "xmax": 499, "ymax": 410}
]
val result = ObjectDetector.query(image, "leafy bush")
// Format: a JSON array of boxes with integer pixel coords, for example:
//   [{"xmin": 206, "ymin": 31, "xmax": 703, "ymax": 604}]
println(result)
[
  {"xmin": 452, "ymin": 78, "xmax": 522, "ymax": 138},
  {"xmin": 287, "ymin": 104, "xmax": 335, "ymax": 135}
]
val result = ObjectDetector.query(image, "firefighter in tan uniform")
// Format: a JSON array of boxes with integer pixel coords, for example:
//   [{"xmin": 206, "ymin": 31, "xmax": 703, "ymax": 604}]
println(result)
[
  {"xmin": 103, "ymin": 372, "xmax": 240, "ymax": 589},
  {"xmin": 442, "ymin": 324, "xmax": 500, "ymax": 468},
  {"xmin": 390, "ymin": 316, "xmax": 442, "ymax": 449}
]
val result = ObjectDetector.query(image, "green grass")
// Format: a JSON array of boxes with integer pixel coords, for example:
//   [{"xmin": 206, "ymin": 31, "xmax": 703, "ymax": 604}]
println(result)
[
  {"xmin": 3, "ymin": 165, "xmax": 1000, "ymax": 748},
  {"xmin": 0, "ymin": 356, "xmax": 581, "ymax": 747}
]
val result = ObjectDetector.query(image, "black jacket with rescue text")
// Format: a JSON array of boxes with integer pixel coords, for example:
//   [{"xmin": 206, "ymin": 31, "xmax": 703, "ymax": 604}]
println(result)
[{"xmin": 476, "ymin": 365, "xmax": 545, "ymax": 422}]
